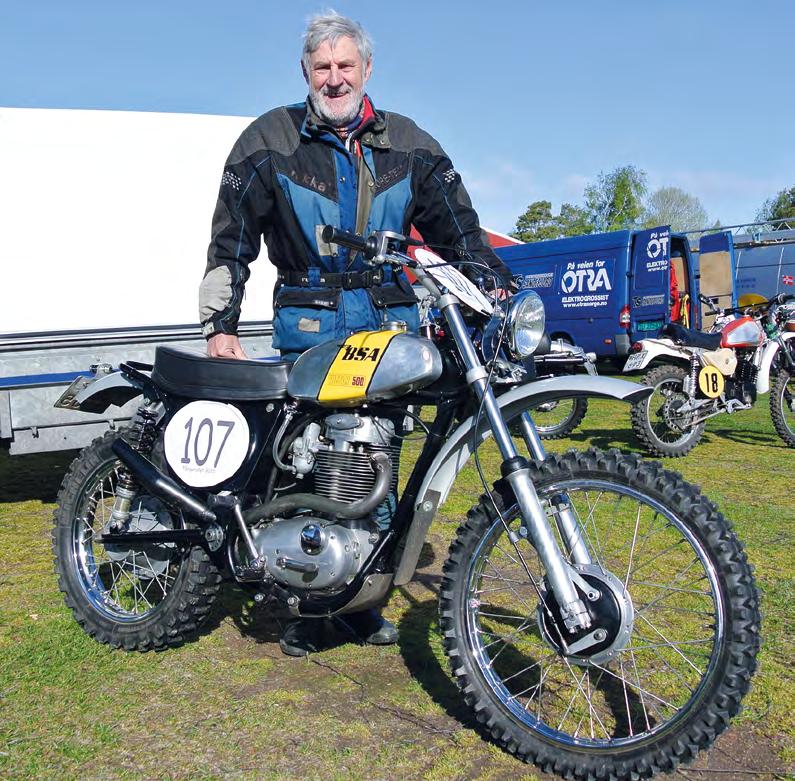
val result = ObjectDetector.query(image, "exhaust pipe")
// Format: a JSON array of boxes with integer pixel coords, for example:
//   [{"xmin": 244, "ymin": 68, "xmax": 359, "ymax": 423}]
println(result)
[
  {"xmin": 243, "ymin": 451, "xmax": 392, "ymax": 524},
  {"xmin": 111, "ymin": 439, "xmax": 217, "ymax": 524}
]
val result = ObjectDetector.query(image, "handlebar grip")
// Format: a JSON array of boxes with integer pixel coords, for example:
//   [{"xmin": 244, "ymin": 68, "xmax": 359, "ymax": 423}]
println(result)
[{"xmin": 321, "ymin": 225, "xmax": 377, "ymax": 259}]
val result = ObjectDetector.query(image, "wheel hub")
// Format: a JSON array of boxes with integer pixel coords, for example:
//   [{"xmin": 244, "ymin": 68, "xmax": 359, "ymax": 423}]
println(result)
[
  {"xmin": 660, "ymin": 392, "xmax": 691, "ymax": 431},
  {"xmin": 536, "ymin": 564, "xmax": 634, "ymax": 666},
  {"xmin": 103, "ymin": 496, "xmax": 175, "ymax": 578}
]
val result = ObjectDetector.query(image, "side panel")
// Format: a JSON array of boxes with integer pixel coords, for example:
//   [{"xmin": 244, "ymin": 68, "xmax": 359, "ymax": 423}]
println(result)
[
  {"xmin": 393, "ymin": 376, "xmax": 652, "ymax": 585},
  {"xmin": 734, "ymin": 233, "xmax": 795, "ymax": 300},
  {"xmin": 698, "ymin": 232, "xmax": 737, "ymax": 330}
]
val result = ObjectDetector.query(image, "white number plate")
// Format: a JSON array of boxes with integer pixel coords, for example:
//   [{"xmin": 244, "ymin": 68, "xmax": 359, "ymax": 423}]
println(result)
[
  {"xmin": 623, "ymin": 350, "xmax": 648, "ymax": 372},
  {"xmin": 413, "ymin": 248, "xmax": 494, "ymax": 315},
  {"xmin": 164, "ymin": 400, "xmax": 250, "ymax": 488}
]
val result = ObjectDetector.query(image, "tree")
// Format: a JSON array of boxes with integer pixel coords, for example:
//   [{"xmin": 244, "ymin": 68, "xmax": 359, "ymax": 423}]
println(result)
[
  {"xmin": 511, "ymin": 200, "xmax": 592, "ymax": 243},
  {"xmin": 642, "ymin": 186, "xmax": 709, "ymax": 232},
  {"xmin": 584, "ymin": 165, "xmax": 647, "ymax": 233},
  {"xmin": 756, "ymin": 186, "xmax": 795, "ymax": 229},
  {"xmin": 558, "ymin": 203, "xmax": 593, "ymax": 237}
]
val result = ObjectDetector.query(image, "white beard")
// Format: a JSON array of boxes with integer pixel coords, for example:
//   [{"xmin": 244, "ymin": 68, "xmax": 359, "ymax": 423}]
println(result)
[{"xmin": 310, "ymin": 83, "xmax": 365, "ymax": 127}]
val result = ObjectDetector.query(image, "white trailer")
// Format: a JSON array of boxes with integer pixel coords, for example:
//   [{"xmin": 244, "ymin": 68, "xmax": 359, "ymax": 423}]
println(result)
[{"xmin": 0, "ymin": 107, "xmax": 276, "ymax": 454}]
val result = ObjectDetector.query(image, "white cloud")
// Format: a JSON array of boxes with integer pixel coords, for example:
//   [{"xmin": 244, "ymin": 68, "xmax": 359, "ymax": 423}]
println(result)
[{"xmin": 645, "ymin": 168, "xmax": 790, "ymax": 226}]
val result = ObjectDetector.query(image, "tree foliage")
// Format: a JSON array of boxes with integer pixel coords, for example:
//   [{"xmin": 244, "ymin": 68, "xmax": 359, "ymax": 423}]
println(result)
[
  {"xmin": 642, "ymin": 186, "xmax": 709, "ymax": 232},
  {"xmin": 584, "ymin": 165, "xmax": 647, "ymax": 233},
  {"xmin": 511, "ymin": 200, "xmax": 592, "ymax": 243},
  {"xmin": 756, "ymin": 186, "xmax": 795, "ymax": 229}
]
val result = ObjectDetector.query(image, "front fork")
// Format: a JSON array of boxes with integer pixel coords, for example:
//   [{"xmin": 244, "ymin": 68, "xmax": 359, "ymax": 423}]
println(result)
[{"xmin": 440, "ymin": 296, "xmax": 592, "ymax": 632}]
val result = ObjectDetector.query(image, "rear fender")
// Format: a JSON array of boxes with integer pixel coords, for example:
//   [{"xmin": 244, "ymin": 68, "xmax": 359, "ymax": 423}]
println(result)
[
  {"xmin": 624, "ymin": 338, "xmax": 688, "ymax": 372},
  {"xmin": 393, "ymin": 375, "xmax": 651, "ymax": 585},
  {"xmin": 54, "ymin": 371, "xmax": 143, "ymax": 414}
]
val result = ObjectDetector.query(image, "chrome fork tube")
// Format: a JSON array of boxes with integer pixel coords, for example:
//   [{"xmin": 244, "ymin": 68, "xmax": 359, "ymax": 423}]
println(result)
[
  {"xmin": 516, "ymin": 412, "xmax": 592, "ymax": 566},
  {"xmin": 440, "ymin": 297, "xmax": 590, "ymax": 630}
]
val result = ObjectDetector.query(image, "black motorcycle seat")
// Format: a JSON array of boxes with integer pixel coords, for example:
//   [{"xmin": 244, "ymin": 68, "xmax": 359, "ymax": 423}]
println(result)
[
  {"xmin": 661, "ymin": 323, "xmax": 723, "ymax": 350},
  {"xmin": 151, "ymin": 346, "xmax": 292, "ymax": 401}
]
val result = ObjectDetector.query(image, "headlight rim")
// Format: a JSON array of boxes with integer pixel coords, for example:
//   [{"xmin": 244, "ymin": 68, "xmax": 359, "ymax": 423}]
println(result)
[{"xmin": 507, "ymin": 289, "xmax": 546, "ymax": 358}]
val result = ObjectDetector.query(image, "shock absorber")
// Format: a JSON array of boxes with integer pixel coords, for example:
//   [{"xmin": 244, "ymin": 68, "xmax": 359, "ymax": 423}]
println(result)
[
  {"xmin": 688, "ymin": 354, "xmax": 699, "ymax": 398},
  {"xmin": 108, "ymin": 403, "xmax": 159, "ymax": 531}
]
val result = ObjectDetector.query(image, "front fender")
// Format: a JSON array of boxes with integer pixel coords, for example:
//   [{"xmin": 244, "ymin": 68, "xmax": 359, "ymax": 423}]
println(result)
[
  {"xmin": 757, "ymin": 332, "xmax": 795, "ymax": 394},
  {"xmin": 54, "ymin": 371, "xmax": 143, "ymax": 414},
  {"xmin": 393, "ymin": 375, "xmax": 651, "ymax": 585}
]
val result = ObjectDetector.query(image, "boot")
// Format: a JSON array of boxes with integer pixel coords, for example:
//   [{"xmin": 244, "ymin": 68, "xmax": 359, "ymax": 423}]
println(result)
[
  {"xmin": 279, "ymin": 618, "xmax": 324, "ymax": 657},
  {"xmin": 337, "ymin": 608, "xmax": 398, "ymax": 645}
]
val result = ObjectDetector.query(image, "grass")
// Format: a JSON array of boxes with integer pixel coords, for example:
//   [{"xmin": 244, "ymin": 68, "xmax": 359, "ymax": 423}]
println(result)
[{"xmin": 0, "ymin": 391, "xmax": 793, "ymax": 780}]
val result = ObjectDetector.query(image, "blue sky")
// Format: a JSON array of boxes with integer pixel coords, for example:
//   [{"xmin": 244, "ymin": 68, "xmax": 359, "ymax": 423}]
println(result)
[{"xmin": 2, "ymin": 0, "xmax": 792, "ymax": 233}]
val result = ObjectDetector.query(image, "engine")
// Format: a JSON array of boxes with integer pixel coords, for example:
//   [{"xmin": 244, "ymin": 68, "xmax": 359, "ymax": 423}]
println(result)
[
  {"xmin": 250, "ymin": 413, "xmax": 399, "ymax": 592},
  {"xmin": 725, "ymin": 354, "xmax": 758, "ymax": 405}
]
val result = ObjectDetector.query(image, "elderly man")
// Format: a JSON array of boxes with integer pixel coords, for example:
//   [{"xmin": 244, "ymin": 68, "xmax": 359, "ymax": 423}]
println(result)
[{"xmin": 199, "ymin": 12, "xmax": 511, "ymax": 656}]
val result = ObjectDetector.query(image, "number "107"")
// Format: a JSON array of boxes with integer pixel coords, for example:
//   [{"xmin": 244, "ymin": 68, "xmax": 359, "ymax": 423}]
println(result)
[{"xmin": 181, "ymin": 417, "xmax": 236, "ymax": 468}]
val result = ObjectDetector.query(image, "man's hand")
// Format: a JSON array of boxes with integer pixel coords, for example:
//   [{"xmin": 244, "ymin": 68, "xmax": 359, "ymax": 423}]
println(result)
[{"xmin": 207, "ymin": 333, "xmax": 248, "ymax": 359}]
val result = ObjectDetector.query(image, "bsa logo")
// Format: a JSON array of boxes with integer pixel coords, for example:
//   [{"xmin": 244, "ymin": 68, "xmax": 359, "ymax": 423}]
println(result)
[{"xmin": 340, "ymin": 345, "xmax": 382, "ymax": 362}]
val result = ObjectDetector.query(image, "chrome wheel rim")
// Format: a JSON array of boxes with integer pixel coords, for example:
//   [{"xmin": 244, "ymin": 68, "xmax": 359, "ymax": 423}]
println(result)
[
  {"xmin": 532, "ymin": 399, "xmax": 580, "ymax": 435},
  {"xmin": 464, "ymin": 479, "xmax": 724, "ymax": 748},
  {"xmin": 71, "ymin": 460, "xmax": 182, "ymax": 622}
]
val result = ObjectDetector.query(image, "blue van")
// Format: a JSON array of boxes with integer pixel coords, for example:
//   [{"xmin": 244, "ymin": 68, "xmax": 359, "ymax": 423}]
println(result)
[{"xmin": 496, "ymin": 226, "xmax": 733, "ymax": 359}]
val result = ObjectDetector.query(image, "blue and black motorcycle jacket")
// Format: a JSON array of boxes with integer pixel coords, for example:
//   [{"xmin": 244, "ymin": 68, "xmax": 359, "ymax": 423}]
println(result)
[{"xmin": 199, "ymin": 96, "xmax": 512, "ymax": 354}]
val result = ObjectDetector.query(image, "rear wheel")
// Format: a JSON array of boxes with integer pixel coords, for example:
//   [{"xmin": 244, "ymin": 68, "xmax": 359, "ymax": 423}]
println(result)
[
  {"xmin": 52, "ymin": 432, "xmax": 221, "ymax": 651},
  {"xmin": 631, "ymin": 364, "xmax": 705, "ymax": 457},
  {"xmin": 440, "ymin": 449, "xmax": 759, "ymax": 781},
  {"xmin": 770, "ymin": 369, "xmax": 795, "ymax": 447}
]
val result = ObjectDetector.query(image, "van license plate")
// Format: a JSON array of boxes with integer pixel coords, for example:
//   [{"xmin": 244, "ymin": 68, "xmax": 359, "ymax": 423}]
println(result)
[
  {"xmin": 624, "ymin": 351, "xmax": 647, "ymax": 372},
  {"xmin": 636, "ymin": 320, "xmax": 663, "ymax": 331}
]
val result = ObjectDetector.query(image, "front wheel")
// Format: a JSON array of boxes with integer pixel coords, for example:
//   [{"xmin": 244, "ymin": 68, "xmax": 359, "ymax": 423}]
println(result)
[
  {"xmin": 52, "ymin": 432, "xmax": 221, "ymax": 651},
  {"xmin": 770, "ymin": 369, "xmax": 795, "ymax": 447},
  {"xmin": 631, "ymin": 364, "xmax": 705, "ymax": 457},
  {"xmin": 440, "ymin": 448, "xmax": 759, "ymax": 781}
]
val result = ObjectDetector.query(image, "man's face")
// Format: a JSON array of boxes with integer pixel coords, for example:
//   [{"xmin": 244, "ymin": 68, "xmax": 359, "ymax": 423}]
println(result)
[{"xmin": 304, "ymin": 36, "xmax": 372, "ymax": 126}]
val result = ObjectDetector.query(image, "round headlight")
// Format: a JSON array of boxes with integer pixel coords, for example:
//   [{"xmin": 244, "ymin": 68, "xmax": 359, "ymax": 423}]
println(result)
[{"xmin": 508, "ymin": 290, "xmax": 546, "ymax": 357}]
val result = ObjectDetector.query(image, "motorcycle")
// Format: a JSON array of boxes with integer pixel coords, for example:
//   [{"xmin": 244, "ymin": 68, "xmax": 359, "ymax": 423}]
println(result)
[
  {"xmin": 52, "ymin": 228, "xmax": 759, "ymax": 781},
  {"xmin": 525, "ymin": 339, "xmax": 597, "ymax": 439},
  {"xmin": 625, "ymin": 292, "xmax": 795, "ymax": 456}
]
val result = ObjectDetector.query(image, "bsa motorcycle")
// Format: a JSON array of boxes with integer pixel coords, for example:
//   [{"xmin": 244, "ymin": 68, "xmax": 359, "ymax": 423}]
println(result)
[
  {"xmin": 53, "ymin": 228, "xmax": 759, "ymax": 781},
  {"xmin": 625, "ymin": 292, "xmax": 795, "ymax": 457}
]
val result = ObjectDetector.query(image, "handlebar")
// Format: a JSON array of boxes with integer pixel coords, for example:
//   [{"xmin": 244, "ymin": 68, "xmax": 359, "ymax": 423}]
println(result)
[
  {"xmin": 698, "ymin": 291, "xmax": 795, "ymax": 317},
  {"xmin": 321, "ymin": 225, "xmax": 379, "ymax": 259}
]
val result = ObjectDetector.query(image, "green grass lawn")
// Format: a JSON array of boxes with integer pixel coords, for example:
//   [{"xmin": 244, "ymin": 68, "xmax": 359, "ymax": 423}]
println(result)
[{"xmin": 0, "ymin": 396, "xmax": 792, "ymax": 780}]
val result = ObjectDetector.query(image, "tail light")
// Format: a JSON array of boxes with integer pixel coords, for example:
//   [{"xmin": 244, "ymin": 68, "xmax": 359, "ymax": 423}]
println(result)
[
  {"xmin": 619, "ymin": 305, "xmax": 631, "ymax": 328},
  {"xmin": 630, "ymin": 342, "xmax": 643, "ymax": 352}
]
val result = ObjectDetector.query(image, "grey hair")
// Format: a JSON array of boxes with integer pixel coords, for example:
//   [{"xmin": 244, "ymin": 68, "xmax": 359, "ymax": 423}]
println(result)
[{"xmin": 302, "ymin": 10, "xmax": 373, "ymax": 71}]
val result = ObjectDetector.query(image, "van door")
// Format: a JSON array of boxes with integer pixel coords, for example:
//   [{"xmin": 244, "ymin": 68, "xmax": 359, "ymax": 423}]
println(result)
[
  {"xmin": 697, "ymin": 232, "xmax": 736, "ymax": 330},
  {"xmin": 629, "ymin": 226, "xmax": 671, "ymax": 339}
]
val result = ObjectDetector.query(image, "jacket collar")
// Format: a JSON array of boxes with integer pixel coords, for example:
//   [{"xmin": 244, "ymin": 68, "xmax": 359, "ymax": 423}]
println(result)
[{"xmin": 300, "ymin": 95, "xmax": 390, "ymax": 149}]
